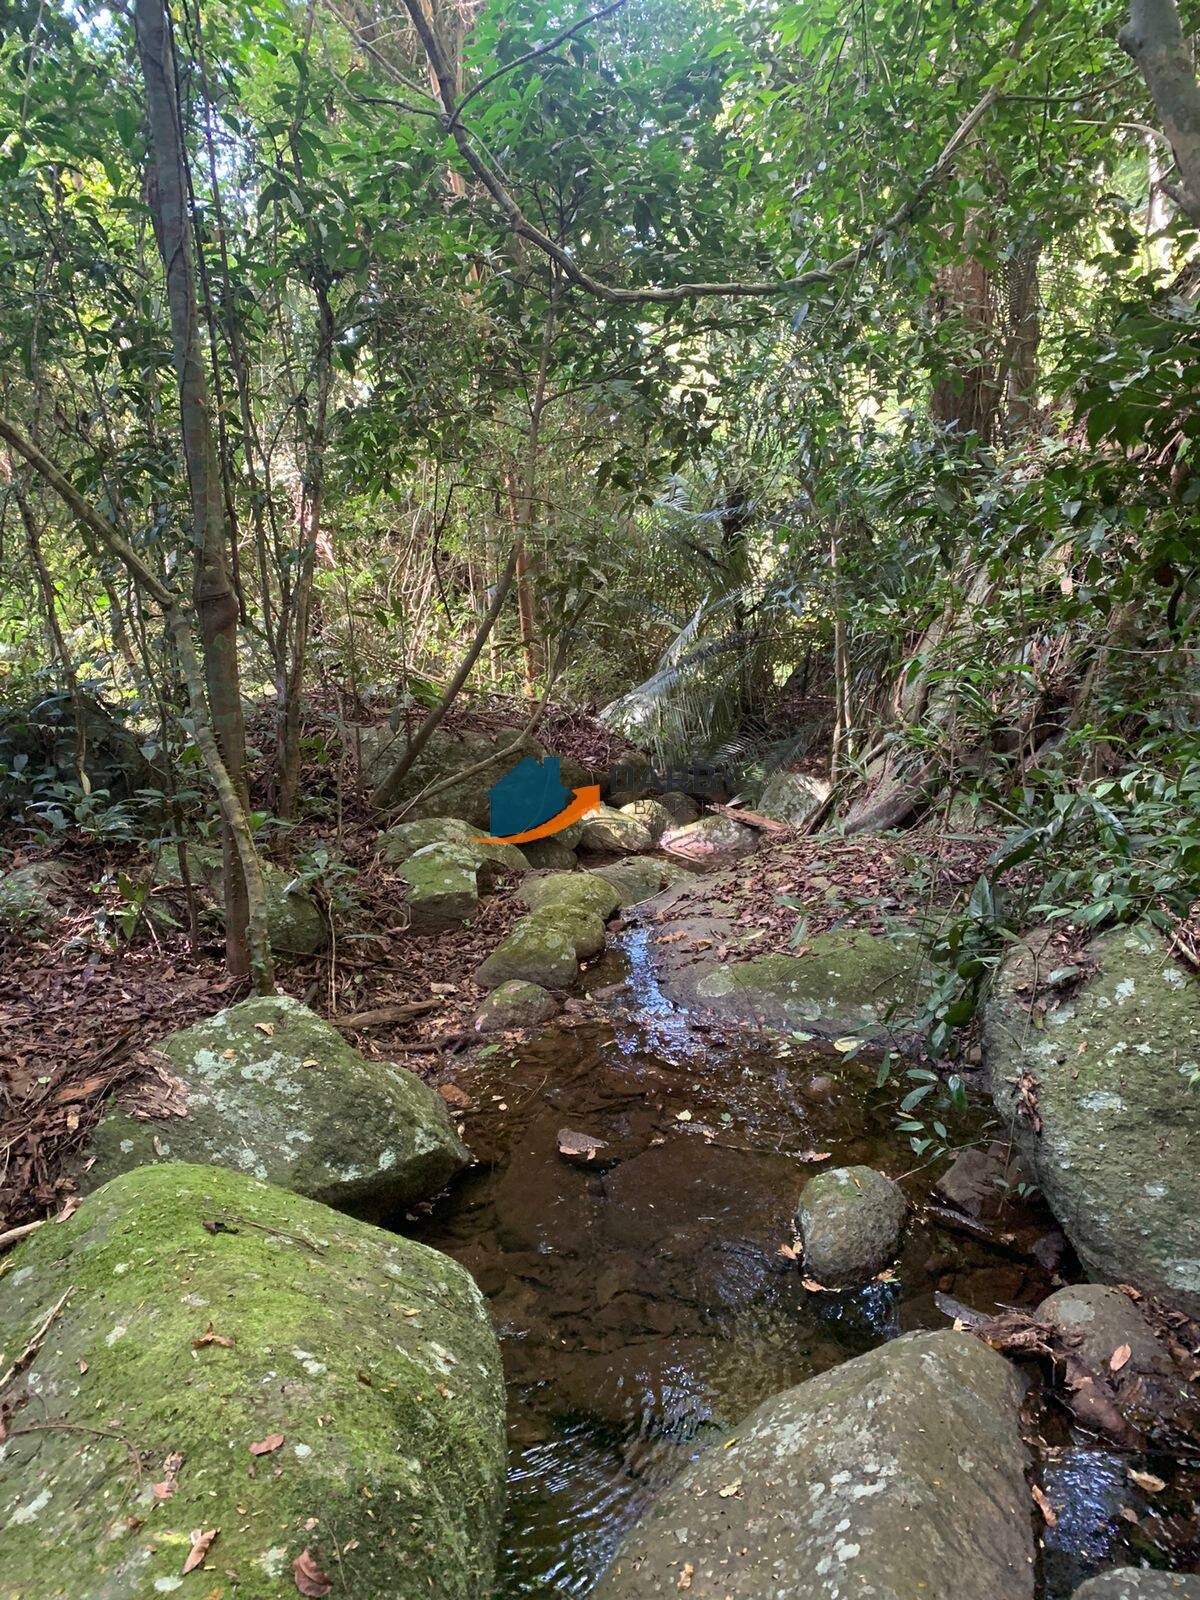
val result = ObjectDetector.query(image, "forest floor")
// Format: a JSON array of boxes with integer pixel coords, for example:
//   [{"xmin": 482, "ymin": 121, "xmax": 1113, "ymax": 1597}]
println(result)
[{"xmin": 0, "ymin": 698, "xmax": 1014, "ymax": 1235}]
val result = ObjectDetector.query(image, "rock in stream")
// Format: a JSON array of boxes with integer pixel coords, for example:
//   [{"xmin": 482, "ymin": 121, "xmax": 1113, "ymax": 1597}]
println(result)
[
  {"xmin": 0, "ymin": 1163, "xmax": 507, "ymax": 1600},
  {"xmin": 593, "ymin": 1329, "xmax": 1033, "ymax": 1600}
]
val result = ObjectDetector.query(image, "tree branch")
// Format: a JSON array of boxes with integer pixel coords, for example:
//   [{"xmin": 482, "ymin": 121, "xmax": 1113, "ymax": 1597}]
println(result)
[
  {"xmin": 392, "ymin": 0, "xmax": 1044, "ymax": 304},
  {"xmin": 451, "ymin": 0, "xmax": 628, "ymax": 126}
]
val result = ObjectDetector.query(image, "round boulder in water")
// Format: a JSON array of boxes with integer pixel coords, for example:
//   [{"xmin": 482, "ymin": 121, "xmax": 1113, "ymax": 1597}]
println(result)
[{"xmin": 796, "ymin": 1164, "xmax": 907, "ymax": 1286}]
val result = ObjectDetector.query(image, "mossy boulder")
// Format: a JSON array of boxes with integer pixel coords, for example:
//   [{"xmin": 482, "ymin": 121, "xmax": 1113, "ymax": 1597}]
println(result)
[
  {"xmin": 590, "ymin": 855, "xmax": 689, "ymax": 908},
  {"xmin": 985, "ymin": 926, "xmax": 1200, "ymax": 1315},
  {"xmin": 169, "ymin": 845, "xmax": 326, "ymax": 957},
  {"xmin": 475, "ymin": 914, "xmax": 581, "ymax": 991},
  {"xmin": 579, "ymin": 806, "xmax": 653, "ymax": 856},
  {"xmin": 658, "ymin": 790, "xmax": 700, "ymax": 826},
  {"xmin": 0, "ymin": 861, "xmax": 67, "ymax": 938},
  {"xmin": 594, "ymin": 1330, "xmax": 1032, "ymax": 1600},
  {"xmin": 358, "ymin": 724, "xmax": 543, "ymax": 829},
  {"xmin": 0, "ymin": 1163, "xmax": 506, "ymax": 1600},
  {"xmin": 618, "ymin": 798, "xmax": 672, "ymax": 843},
  {"xmin": 473, "ymin": 980, "xmax": 561, "ymax": 1033},
  {"xmin": 399, "ymin": 843, "xmax": 479, "ymax": 930},
  {"xmin": 518, "ymin": 871, "xmax": 621, "ymax": 921},
  {"xmin": 519, "ymin": 837, "xmax": 578, "ymax": 870},
  {"xmin": 796, "ymin": 1164, "xmax": 907, "ymax": 1286},
  {"xmin": 694, "ymin": 930, "xmax": 926, "ymax": 1040},
  {"xmin": 758, "ymin": 769, "xmax": 830, "ymax": 827},
  {"xmin": 524, "ymin": 903, "xmax": 606, "ymax": 960},
  {"xmin": 80, "ymin": 996, "xmax": 470, "ymax": 1219},
  {"xmin": 661, "ymin": 813, "xmax": 758, "ymax": 862},
  {"xmin": 380, "ymin": 817, "xmax": 526, "ymax": 887}
]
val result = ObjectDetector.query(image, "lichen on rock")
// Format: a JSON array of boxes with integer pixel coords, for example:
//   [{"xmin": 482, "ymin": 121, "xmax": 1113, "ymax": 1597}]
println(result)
[
  {"xmin": 80, "ymin": 995, "xmax": 470, "ymax": 1218},
  {"xmin": 0, "ymin": 1163, "xmax": 507, "ymax": 1600},
  {"xmin": 796, "ymin": 1164, "xmax": 907, "ymax": 1286}
]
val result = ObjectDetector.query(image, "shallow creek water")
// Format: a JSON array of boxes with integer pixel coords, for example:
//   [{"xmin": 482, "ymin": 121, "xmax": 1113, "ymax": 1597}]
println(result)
[{"xmin": 412, "ymin": 930, "xmax": 1200, "ymax": 1596}]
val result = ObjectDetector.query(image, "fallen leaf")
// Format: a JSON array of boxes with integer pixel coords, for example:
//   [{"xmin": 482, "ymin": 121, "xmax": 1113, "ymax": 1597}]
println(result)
[
  {"xmin": 293, "ymin": 1549, "xmax": 332, "ymax": 1596},
  {"xmin": 1110, "ymin": 1343, "xmax": 1132, "ymax": 1372},
  {"xmin": 557, "ymin": 1128, "xmax": 609, "ymax": 1162},
  {"xmin": 1128, "ymin": 1469, "xmax": 1166, "ymax": 1493},
  {"xmin": 1031, "ymin": 1484, "xmax": 1057, "ymax": 1528},
  {"xmin": 194, "ymin": 1322, "xmax": 235, "ymax": 1349},
  {"xmin": 249, "ymin": 1433, "xmax": 285, "ymax": 1456},
  {"xmin": 717, "ymin": 1480, "xmax": 742, "ymax": 1498},
  {"xmin": 801, "ymin": 1278, "xmax": 828, "ymax": 1293},
  {"xmin": 438, "ymin": 1084, "xmax": 472, "ymax": 1110},
  {"xmin": 798, "ymin": 1149, "xmax": 832, "ymax": 1163},
  {"xmin": 677, "ymin": 1563, "xmax": 694, "ymax": 1591},
  {"xmin": 183, "ymin": 1528, "xmax": 217, "ymax": 1574},
  {"xmin": 875, "ymin": 1268, "xmax": 898, "ymax": 1283},
  {"xmin": 777, "ymin": 1243, "xmax": 798, "ymax": 1261},
  {"xmin": 221, "ymin": 1049, "xmax": 237, "ymax": 1060},
  {"xmin": 301, "ymin": 1058, "xmax": 320, "ymax": 1069},
  {"xmin": 78, "ymin": 1359, "xmax": 88, "ymax": 1374},
  {"xmin": 832, "ymin": 1037, "xmax": 859, "ymax": 1053},
  {"xmin": 254, "ymin": 1022, "xmax": 275, "ymax": 1036},
  {"xmin": 675, "ymin": 1110, "xmax": 693, "ymax": 1123}
]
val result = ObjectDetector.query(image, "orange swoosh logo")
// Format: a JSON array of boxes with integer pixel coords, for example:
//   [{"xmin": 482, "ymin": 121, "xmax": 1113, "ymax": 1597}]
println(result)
[{"xmin": 473, "ymin": 785, "xmax": 602, "ymax": 845}]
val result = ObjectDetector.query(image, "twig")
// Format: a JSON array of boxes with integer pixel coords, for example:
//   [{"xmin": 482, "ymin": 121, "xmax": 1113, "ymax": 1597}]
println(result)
[
  {"xmin": 328, "ymin": 999, "xmax": 443, "ymax": 1028},
  {"xmin": 0, "ymin": 1220, "xmax": 44, "ymax": 1255},
  {"xmin": 6, "ymin": 1420, "xmax": 144, "ymax": 1481},
  {"xmin": 0, "ymin": 1286, "xmax": 73, "ymax": 1395}
]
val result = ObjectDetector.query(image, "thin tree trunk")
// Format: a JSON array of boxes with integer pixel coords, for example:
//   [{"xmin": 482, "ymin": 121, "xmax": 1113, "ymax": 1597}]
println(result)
[
  {"xmin": 134, "ymin": 0, "xmax": 252, "ymax": 978},
  {"xmin": 828, "ymin": 518, "xmax": 853, "ymax": 782},
  {"xmin": 370, "ymin": 543, "xmax": 522, "ymax": 810},
  {"xmin": 0, "ymin": 411, "xmax": 275, "ymax": 993}
]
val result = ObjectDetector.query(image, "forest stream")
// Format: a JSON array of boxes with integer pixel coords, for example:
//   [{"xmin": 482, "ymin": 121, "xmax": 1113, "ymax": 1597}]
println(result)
[{"xmin": 412, "ymin": 931, "xmax": 1200, "ymax": 1598}]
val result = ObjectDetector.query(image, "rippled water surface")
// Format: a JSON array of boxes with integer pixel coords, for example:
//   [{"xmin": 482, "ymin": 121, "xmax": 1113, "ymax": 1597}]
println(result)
[{"xmin": 410, "ymin": 933, "xmax": 1200, "ymax": 1596}]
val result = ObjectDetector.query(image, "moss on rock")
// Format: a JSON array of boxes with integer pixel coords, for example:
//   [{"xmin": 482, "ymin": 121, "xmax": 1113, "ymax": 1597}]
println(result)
[
  {"xmin": 473, "ymin": 980, "xmax": 561, "ymax": 1033},
  {"xmin": 0, "ymin": 1164, "xmax": 506, "ymax": 1600},
  {"xmin": 796, "ymin": 1164, "xmax": 907, "ymax": 1285},
  {"xmin": 399, "ymin": 843, "xmax": 480, "ymax": 930},
  {"xmin": 380, "ymin": 818, "xmax": 526, "ymax": 886},
  {"xmin": 694, "ymin": 930, "xmax": 926, "ymax": 1040},
  {"xmin": 590, "ymin": 855, "xmax": 689, "ymax": 908},
  {"xmin": 0, "ymin": 862, "xmax": 66, "ymax": 938},
  {"xmin": 80, "ymin": 995, "xmax": 470, "ymax": 1219},
  {"xmin": 986, "ymin": 925, "xmax": 1200, "ymax": 1316},
  {"xmin": 517, "ymin": 871, "xmax": 621, "ymax": 921},
  {"xmin": 475, "ymin": 916, "xmax": 580, "ymax": 991},
  {"xmin": 578, "ymin": 806, "xmax": 652, "ymax": 856}
]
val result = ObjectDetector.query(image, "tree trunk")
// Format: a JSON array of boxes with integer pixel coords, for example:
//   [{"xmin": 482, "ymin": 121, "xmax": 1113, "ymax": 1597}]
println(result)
[
  {"xmin": 1121, "ymin": 0, "xmax": 1200, "ymax": 226},
  {"xmin": 134, "ymin": 0, "xmax": 255, "ymax": 981},
  {"xmin": 1002, "ymin": 240, "xmax": 1041, "ymax": 439}
]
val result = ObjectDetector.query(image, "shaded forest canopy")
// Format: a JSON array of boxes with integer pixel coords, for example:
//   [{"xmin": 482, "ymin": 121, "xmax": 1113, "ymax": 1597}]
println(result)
[{"xmin": 0, "ymin": 0, "xmax": 1198, "ymax": 1016}]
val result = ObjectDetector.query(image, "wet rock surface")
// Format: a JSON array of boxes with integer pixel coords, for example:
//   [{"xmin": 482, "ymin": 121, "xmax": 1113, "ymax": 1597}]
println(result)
[
  {"xmin": 660, "ymin": 812, "xmax": 758, "ymax": 862},
  {"xmin": 590, "ymin": 854, "xmax": 690, "ymax": 907},
  {"xmin": 1073, "ymin": 1576, "xmax": 1200, "ymax": 1597},
  {"xmin": 0, "ymin": 1163, "xmax": 507, "ymax": 1600},
  {"xmin": 593, "ymin": 1330, "xmax": 1033, "ymax": 1600},
  {"xmin": 80, "ymin": 994, "xmax": 470, "ymax": 1217},
  {"xmin": 1038, "ymin": 1283, "xmax": 1193, "ymax": 1420},
  {"xmin": 986, "ymin": 926, "xmax": 1200, "ymax": 1316},
  {"xmin": 474, "ymin": 979, "xmax": 561, "ymax": 1032},
  {"xmin": 410, "ymin": 956, "xmax": 1074, "ymax": 1597},
  {"xmin": 519, "ymin": 870, "xmax": 622, "ymax": 921},
  {"xmin": 796, "ymin": 1164, "xmax": 908, "ymax": 1285}
]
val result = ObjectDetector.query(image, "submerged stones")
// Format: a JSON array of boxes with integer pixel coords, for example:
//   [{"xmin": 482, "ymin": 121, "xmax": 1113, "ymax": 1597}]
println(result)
[
  {"xmin": 594, "ymin": 1329, "xmax": 1033, "ymax": 1600},
  {"xmin": 796, "ymin": 1164, "xmax": 907, "ymax": 1286},
  {"xmin": 1037, "ymin": 1283, "xmax": 1192, "ymax": 1422},
  {"xmin": 0, "ymin": 1163, "xmax": 507, "ymax": 1600},
  {"xmin": 80, "ymin": 995, "xmax": 470, "ymax": 1218},
  {"xmin": 1074, "ymin": 1577, "xmax": 1200, "ymax": 1598},
  {"xmin": 985, "ymin": 926, "xmax": 1200, "ymax": 1316}
]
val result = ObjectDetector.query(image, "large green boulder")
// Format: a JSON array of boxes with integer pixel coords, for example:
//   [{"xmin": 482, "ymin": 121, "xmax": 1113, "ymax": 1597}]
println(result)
[
  {"xmin": 358, "ymin": 724, "xmax": 543, "ymax": 829},
  {"xmin": 0, "ymin": 1164, "xmax": 506, "ymax": 1600},
  {"xmin": 594, "ymin": 1330, "xmax": 1031, "ymax": 1600},
  {"xmin": 985, "ymin": 926, "xmax": 1200, "ymax": 1316},
  {"xmin": 518, "ymin": 870, "xmax": 621, "ymax": 921},
  {"xmin": 590, "ymin": 855, "xmax": 689, "ymax": 908},
  {"xmin": 399, "ymin": 843, "xmax": 480, "ymax": 930},
  {"xmin": 526, "ymin": 903, "xmax": 607, "ymax": 960},
  {"xmin": 166, "ymin": 845, "xmax": 327, "ymax": 957},
  {"xmin": 618, "ymin": 798, "xmax": 672, "ymax": 843},
  {"xmin": 379, "ymin": 817, "xmax": 526, "ymax": 885},
  {"xmin": 694, "ymin": 929, "xmax": 926, "ymax": 1040},
  {"xmin": 519, "ymin": 837, "xmax": 578, "ymax": 870},
  {"xmin": 475, "ymin": 914, "xmax": 581, "ymax": 991},
  {"xmin": 79, "ymin": 996, "xmax": 470, "ymax": 1219}
]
